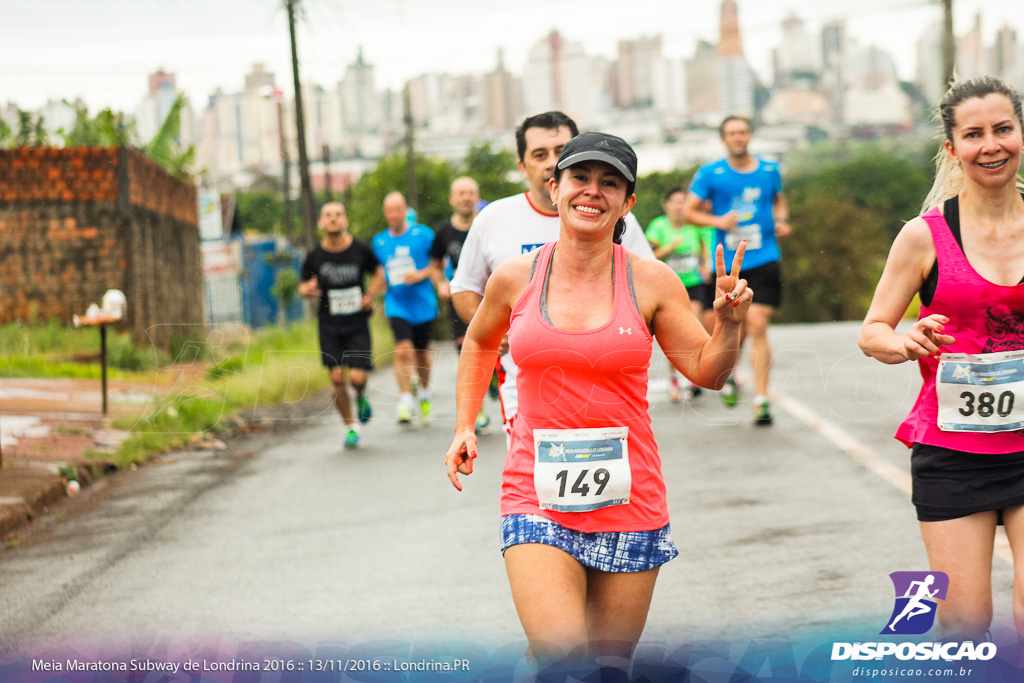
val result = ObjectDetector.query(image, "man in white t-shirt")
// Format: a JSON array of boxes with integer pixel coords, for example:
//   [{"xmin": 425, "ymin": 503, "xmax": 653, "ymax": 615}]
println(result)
[{"xmin": 451, "ymin": 111, "xmax": 656, "ymax": 437}]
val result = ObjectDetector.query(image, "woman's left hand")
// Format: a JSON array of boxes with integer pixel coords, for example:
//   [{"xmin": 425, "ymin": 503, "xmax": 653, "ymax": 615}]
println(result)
[
  {"xmin": 445, "ymin": 430, "xmax": 478, "ymax": 491},
  {"xmin": 712, "ymin": 240, "xmax": 753, "ymax": 324}
]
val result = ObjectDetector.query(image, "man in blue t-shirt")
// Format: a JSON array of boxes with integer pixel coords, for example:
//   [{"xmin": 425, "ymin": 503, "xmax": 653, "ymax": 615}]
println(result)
[
  {"xmin": 371, "ymin": 191, "xmax": 440, "ymax": 425},
  {"xmin": 684, "ymin": 115, "xmax": 792, "ymax": 427}
]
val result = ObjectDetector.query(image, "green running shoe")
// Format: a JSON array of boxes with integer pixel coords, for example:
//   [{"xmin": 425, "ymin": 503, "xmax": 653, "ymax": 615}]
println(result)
[
  {"xmin": 420, "ymin": 398, "xmax": 432, "ymax": 426},
  {"xmin": 488, "ymin": 369, "xmax": 501, "ymax": 400},
  {"xmin": 397, "ymin": 403, "xmax": 414, "ymax": 424},
  {"xmin": 721, "ymin": 376, "xmax": 738, "ymax": 408},
  {"xmin": 753, "ymin": 400, "xmax": 773, "ymax": 427},
  {"xmin": 357, "ymin": 394, "xmax": 372, "ymax": 423},
  {"xmin": 344, "ymin": 428, "xmax": 360, "ymax": 449},
  {"xmin": 475, "ymin": 410, "xmax": 492, "ymax": 435}
]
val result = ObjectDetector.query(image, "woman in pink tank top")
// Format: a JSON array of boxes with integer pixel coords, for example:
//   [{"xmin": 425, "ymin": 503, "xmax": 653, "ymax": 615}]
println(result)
[
  {"xmin": 860, "ymin": 76, "xmax": 1024, "ymax": 641},
  {"xmin": 443, "ymin": 132, "xmax": 753, "ymax": 670}
]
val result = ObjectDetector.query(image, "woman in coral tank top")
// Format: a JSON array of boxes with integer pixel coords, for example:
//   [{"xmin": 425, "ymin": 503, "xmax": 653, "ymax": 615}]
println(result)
[
  {"xmin": 443, "ymin": 132, "xmax": 752, "ymax": 668},
  {"xmin": 860, "ymin": 76, "xmax": 1024, "ymax": 640}
]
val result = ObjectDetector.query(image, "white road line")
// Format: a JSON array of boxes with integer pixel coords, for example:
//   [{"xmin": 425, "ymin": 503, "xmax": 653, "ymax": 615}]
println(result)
[{"xmin": 773, "ymin": 387, "xmax": 1014, "ymax": 566}]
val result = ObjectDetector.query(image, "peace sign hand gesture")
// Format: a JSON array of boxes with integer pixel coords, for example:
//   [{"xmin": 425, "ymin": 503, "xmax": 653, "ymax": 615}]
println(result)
[{"xmin": 712, "ymin": 240, "xmax": 753, "ymax": 325}]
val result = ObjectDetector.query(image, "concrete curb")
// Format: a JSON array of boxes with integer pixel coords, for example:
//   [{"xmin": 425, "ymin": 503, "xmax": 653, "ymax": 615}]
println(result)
[{"xmin": 0, "ymin": 467, "xmax": 67, "ymax": 539}]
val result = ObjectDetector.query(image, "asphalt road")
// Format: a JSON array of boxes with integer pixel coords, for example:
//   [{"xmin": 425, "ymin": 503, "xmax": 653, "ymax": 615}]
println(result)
[{"xmin": 0, "ymin": 321, "xmax": 1015, "ymax": 663}]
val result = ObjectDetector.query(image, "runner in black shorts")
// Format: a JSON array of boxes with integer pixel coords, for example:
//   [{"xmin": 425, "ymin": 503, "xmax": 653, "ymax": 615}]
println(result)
[
  {"xmin": 690, "ymin": 281, "xmax": 716, "ymax": 314},
  {"xmin": 431, "ymin": 177, "xmax": 494, "ymax": 433},
  {"xmin": 645, "ymin": 185, "xmax": 713, "ymax": 401},
  {"xmin": 738, "ymin": 260, "xmax": 782, "ymax": 308},
  {"xmin": 859, "ymin": 76, "xmax": 1024, "ymax": 641},
  {"xmin": 387, "ymin": 317, "xmax": 433, "ymax": 352},
  {"xmin": 684, "ymin": 115, "xmax": 792, "ymax": 425},
  {"xmin": 431, "ymin": 177, "xmax": 479, "ymax": 353},
  {"xmin": 371, "ymin": 192, "xmax": 440, "ymax": 426},
  {"xmin": 300, "ymin": 202, "xmax": 383, "ymax": 449}
]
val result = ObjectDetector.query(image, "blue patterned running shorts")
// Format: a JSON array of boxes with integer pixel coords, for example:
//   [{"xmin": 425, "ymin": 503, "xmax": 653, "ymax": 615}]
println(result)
[{"xmin": 500, "ymin": 514, "xmax": 679, "ymax": 573}]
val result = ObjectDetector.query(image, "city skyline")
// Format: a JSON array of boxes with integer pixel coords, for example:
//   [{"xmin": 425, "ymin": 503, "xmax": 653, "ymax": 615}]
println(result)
[{"xmin": 3, "ymin": 0, "xmax": 1022, "ymax": 114}]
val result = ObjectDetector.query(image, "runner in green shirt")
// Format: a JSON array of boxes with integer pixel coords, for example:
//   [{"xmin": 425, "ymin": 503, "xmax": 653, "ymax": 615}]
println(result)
[{"xmin": 646, "ymin": 186, "xmax": 714, "ymax": 402}]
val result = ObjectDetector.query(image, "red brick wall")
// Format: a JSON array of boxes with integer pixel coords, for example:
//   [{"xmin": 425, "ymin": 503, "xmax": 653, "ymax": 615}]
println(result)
[
  {"xmin": 0, "ymin": 147, "xmax": 119, "ymax": 203},
  {"xmin": 0, "ymin": 147, "xmax": 202, "ymax": 347},
  {"xmin": 126, "ymin": 149, "xmax": 198, "ymax": 224}
]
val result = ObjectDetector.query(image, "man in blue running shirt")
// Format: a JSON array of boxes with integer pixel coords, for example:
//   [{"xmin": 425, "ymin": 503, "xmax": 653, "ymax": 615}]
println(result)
[
  {"xmin": 372, "ymin": 192, "xmax": 440, "ymax": 425},
  {"xmin": 684, "ymin": 115, "xmax": 791, "ymax": 427}
]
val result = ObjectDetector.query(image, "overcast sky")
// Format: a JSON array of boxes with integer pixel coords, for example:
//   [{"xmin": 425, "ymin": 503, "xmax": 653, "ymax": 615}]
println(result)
[{"xmin": 2, "ymin": 0, "xmax": 1021, "ymax": 114}]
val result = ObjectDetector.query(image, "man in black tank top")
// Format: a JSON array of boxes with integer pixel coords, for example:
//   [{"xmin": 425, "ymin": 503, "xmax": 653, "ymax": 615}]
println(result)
[{"xmin": 300, "ymin": 202, "xmax": 384, "ymax": 449}]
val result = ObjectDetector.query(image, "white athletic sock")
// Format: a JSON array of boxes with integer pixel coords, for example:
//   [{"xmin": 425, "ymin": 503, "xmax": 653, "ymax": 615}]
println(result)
[
  {"xmin": 418, "ymin": 387, "xmax": 432, "ymax": 402},
  {"xmin": 754, "ymin": 395, "xmax": 769, "ymax": 405},
  {"xmin": 400, "ymin": 392, "xmax": 414, "ymax": 408}
]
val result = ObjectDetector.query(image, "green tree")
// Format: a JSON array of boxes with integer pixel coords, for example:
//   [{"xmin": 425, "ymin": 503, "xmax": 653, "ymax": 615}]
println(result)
[
  {"xmin": 786, "ymin": 143, "xmax": 933, "ymax": 240},
  {"xmin": 236, "ymin": 190, "xmax": 287, "ymax": 236},
  {"xmin": 460, "ymin": 142, "xmax": 522, "ymax": 202},
  {"xmin": 271, "ymin": 268, "xmax": 301, "ymax": 328},
  {"xmin": 346, "ymin": 153, "xmax": 455, "ymax": 240},
  {"xmin": 5, "ymin": 110, "xmax": 50, "ymax": 147},
  {"xmin": 59, "ymin": 104, "xmax": 134, "ymax": 147},
  {"xmin": 31, "ymin": 116, "xmax": 49, "ymax": 146},
  {"xmin": 56, "ymin": 98, "xmax": 194, "ymax": 179},
  {"xmin": 15, "ymin": 110, "xmax": 33, "ymax": 147},
  {"xmin": 776, "ymin": 139, "xmax": 935, "ymax": 322},
  {"xmin": 777, "ymin": 194, "xmax": 890, "ymax": 323},
  {"xmin": 143, "ymin": 93, "xmax": 196, "ymax": 180},
  {"xmin": 631, "ymin": 168, "xmax": 699, "ymax": 229}
]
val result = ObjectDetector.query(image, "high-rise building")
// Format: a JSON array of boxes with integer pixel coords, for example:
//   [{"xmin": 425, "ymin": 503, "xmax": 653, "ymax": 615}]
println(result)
[
  {"xmin": 136, "ymin": 68, "xmax": 195, "ymax": 148},
  {"xmin": 521, "ymin": 31, "xmax": 597, "ymax": 125},
  {"xmin": 339, "ymin": 48, "xmax": 382, "ymax": 135},
  {"xmin": 244, "ymin": 63, "xmax": 276, "ymax": 94},
  {"xmin": 775, "ymin": 13, "xmax": 816, "ymax": 87},
  {"xmin": 716, "ymin": 0, "xmax": 754, "ymax": 118},
  {"xmin": 686, "ymin": 40, "xmax": 720, "ymax": 122},
  {"xmin": 149, "ymin": 69, "xmax": 176, "ymax": 97},
  {"xmin": 916, "ymin": 22, "xmax": 945, "ymax": 105},
  {"xmin": 616, "ymin": 35, "xmax": 663, "ymax": 108},
  {"xmin": 957, "ymin": 12, "xmax": 986, "ymax": 80},
  {"xmin": 651, "ymin": 57, "xmax": 687, "ymax": 117},
  {"xmin": 717, "ymin": 0, "xmax": 742, "ymax": 58},
  {"xmin": 822, "ymin": 20, "xmax": 846, "ymax": 69},
  {"xmin": 406, "ymin": 73, "xmax": 438, "ymax": 128},
  {"xmin": 717, "ymin": 58, "xmax": 755, "ymax": 118},
  {"xmin": 483, "ymin": 49, "xmax": 521, "ymax": 131},
  {"xmin": 302, "ymin": 83, "xmax": 344, "ymax": 153},
  {"xmin": 406, "ymin": 72, "xmax": 485, "ymax": 134},
  {"xmin": 821, "ymin": 20, "xmax": 849, "ymax": 124},
  {"xmin": 991, "ymin": 23, "xmax": 1019, "ymax": 85},
  {"xmin": 195, "ymin": 65, "xmax": 285, "ymax": 183},
  {"xmin": 845, "ymin": 45, "xmax": 912, "ymax": 128}
]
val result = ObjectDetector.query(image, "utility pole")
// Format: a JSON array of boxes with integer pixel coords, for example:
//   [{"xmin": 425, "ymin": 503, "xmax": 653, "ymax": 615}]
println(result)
[
  {"xmin": 403, "ymin": 81, "xmax": 418, "ymax": 212},
  {"xmin": 941, "ymin": 0, "xmax": 956, "ymax": 91},
  {"xmin": 322, "ymin": 143, "xmax": 333, "ymax": 201},
  {"xmin": 285, "ymin": 0, "xmax": 316, "ymax": 250},
  {"xmin": 278, "ymin": 99, "xmax": 292, "ymax": 240}
]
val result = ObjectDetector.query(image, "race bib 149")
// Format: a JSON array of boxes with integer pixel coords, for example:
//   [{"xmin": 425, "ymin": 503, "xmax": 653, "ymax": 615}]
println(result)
[{"xmin": 533, "ymin": 427, "xmax": 631, "ymax": 513}]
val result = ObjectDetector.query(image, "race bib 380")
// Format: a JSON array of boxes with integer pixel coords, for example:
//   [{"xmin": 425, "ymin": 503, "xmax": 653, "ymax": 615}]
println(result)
[{"xmin": 937, "ymin": 350, "xmax": 1024, "ymax": 432}]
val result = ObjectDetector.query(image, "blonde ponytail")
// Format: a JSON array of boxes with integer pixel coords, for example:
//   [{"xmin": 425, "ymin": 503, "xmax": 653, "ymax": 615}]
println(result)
[{"xmin": 921, "ymin": 146, "xmax": 964, "ymax": 214}]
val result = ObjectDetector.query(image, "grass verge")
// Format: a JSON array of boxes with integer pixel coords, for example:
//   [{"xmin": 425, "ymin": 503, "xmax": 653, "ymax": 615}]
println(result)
[
  {"xmin": 3, "ymin": 312, "xmax": 398, "ymax": 470},
  {"xmin": 98, "ymin": 313, "xmax": 396, "ymax": 469}
]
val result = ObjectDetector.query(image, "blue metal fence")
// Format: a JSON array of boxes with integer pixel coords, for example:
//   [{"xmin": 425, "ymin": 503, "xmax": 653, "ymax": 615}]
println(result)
[
  {"xmin": 203, "ymin": 237, "xmax": 304, "ymax": 329},
  {"xmin": 239, "ymin": 238, "xmax": 304, "ymax": 328}
]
